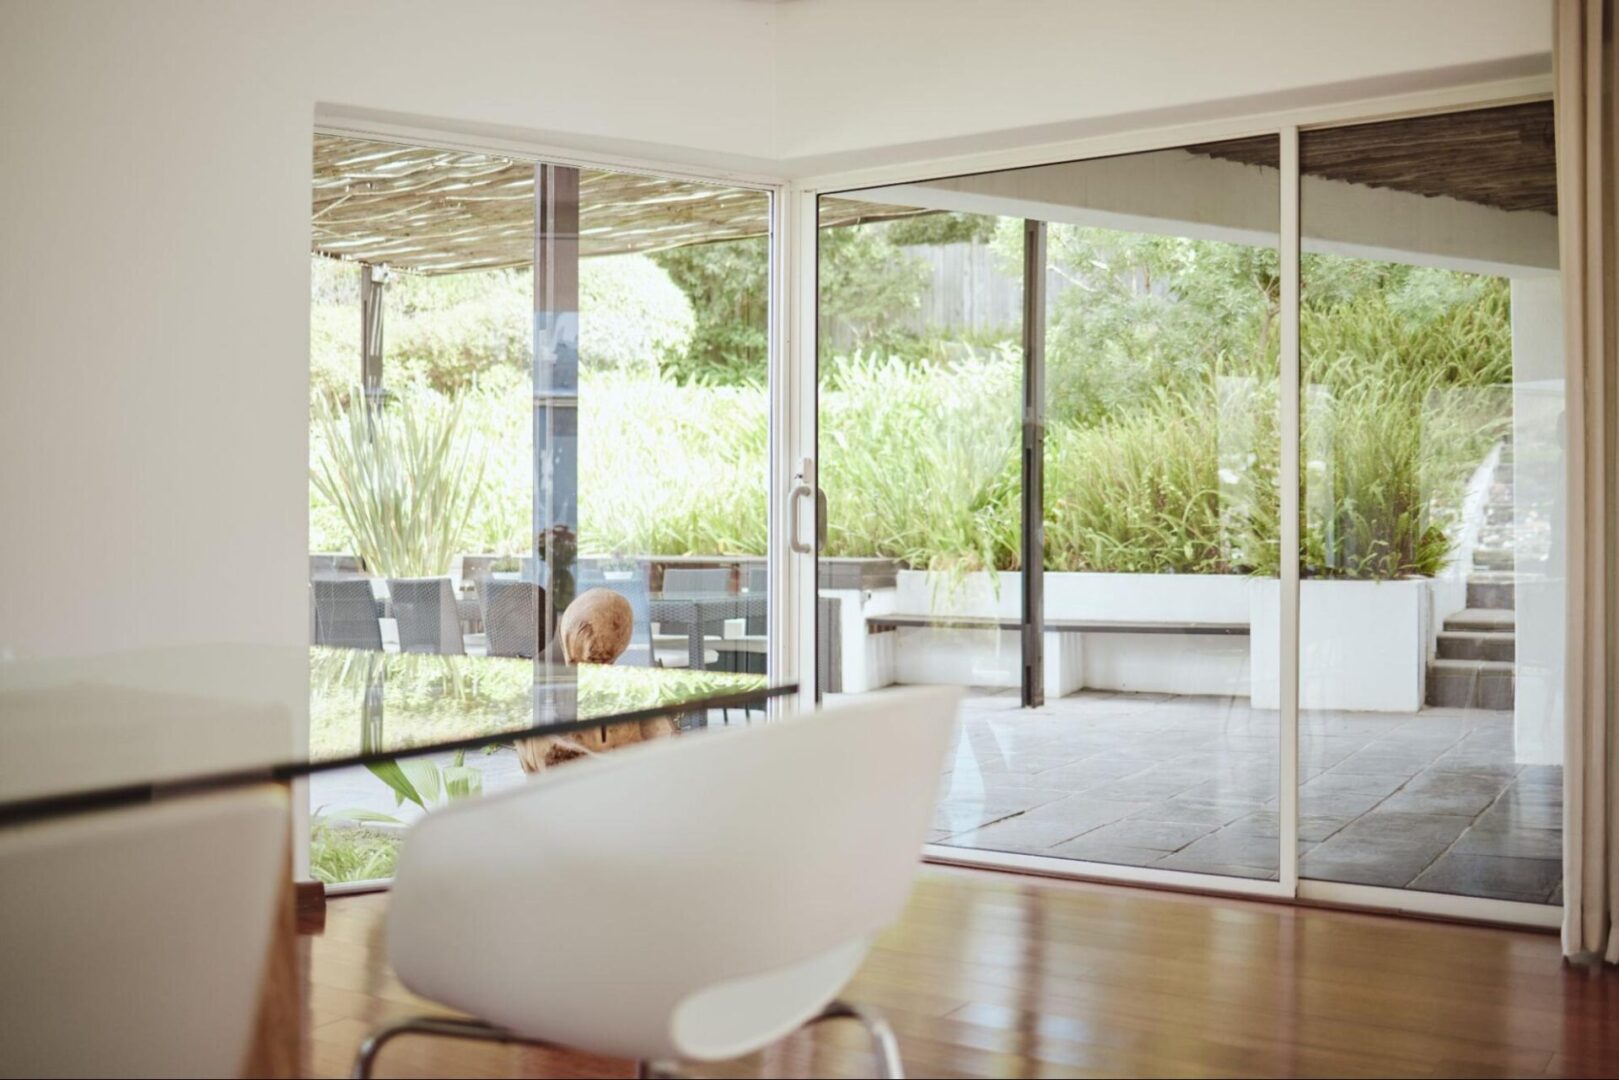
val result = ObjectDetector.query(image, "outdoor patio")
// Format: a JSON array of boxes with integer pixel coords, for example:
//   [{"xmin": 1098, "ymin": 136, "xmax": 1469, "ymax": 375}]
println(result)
[{"xmin": 926, "ymin": 688, "xmax": 1563, "ymax": 903}]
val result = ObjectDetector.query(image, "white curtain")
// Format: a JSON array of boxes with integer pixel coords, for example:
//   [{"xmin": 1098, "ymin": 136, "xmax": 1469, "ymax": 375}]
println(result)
[{"xmin": 1556, "ymin": 0, "xmax": 1619, "ymax": 962}]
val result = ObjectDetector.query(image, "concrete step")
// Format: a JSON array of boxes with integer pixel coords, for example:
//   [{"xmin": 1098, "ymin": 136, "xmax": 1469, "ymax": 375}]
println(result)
[
  {"xmin": 1444, "ymin": 607, "xmax": 1515, "ymax": 632},
  {"xmin": 1484, "ymin": 504, "xmax": 1516, "ymax": 526},
  {"xmin": 1472, "ymin": 547, "xmax": 1515, "ymax": 571},
  {"xmin": 1466, "ymin": 573, "xmax": 1516, "ymax": 610},
  {"xmin": 1426, "ymin": 658, "xmax": 1515, "ymax": 709},
  {"xmin": 1436, "ymin": 629, "xmax": 1516, "ymax": 662}
]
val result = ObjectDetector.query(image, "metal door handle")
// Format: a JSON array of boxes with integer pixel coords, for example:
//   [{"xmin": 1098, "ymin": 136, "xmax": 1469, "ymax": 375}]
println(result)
[
  {"xmin": 790, "ymin": 481, "xmax": 815, "ymax": 554},
  {"xmin": 790, "ymin": 457, "xmax": 821, "ymax": 555}
]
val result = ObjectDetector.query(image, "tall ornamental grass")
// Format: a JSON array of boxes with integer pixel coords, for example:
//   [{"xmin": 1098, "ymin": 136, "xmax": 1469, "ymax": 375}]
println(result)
[
  {"xmin": 310, "ymin": 390, "xmax": 487, "ymax": 578},
  {"xmin": 309, "ymin": 284, "xmax": 1511, "ymax": 582}
]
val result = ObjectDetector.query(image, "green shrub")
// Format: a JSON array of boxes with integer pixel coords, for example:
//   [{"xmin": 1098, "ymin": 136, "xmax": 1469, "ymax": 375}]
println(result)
[{"xmin": 308, "ymin": 241, "xmax": 1514, "ymax": 583}]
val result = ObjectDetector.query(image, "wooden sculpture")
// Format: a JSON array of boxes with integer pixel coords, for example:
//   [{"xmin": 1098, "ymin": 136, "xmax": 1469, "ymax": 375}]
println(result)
[{"xmin": 516, "ymin": 587, "xmax": 679, "ymax": 773}]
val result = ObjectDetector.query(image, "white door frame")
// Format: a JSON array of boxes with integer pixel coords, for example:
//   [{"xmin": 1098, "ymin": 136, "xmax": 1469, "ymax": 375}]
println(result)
[
  {"xmin": 787, "ymin": 71, "xmax": 1562, "ymax": 930},
  {"xmin": 315, "ymin": 73, "xmax": 1566, "ymax": 930}
]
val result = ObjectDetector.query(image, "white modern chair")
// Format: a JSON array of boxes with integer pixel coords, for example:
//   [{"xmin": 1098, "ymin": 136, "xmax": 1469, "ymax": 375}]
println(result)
[
  {"xmin": 352, "ymin": 686, "xmax": 962, "ymax": 1079},
  {"xmin": 0, "ymin": 786, "xmax": 288, "ymax": 1079}
]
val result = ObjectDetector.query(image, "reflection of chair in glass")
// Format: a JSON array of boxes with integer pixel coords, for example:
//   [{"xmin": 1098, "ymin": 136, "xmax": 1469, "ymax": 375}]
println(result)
[
  {"xmin": 661, "ymin": 567, "xmax": 732, "ymax": 594},
  {"xmin": 480, "ymin": 580, "xmax": 546, "ymax": 659},
  {"xmin": 388, "ymin": 577, "xmax": 465, "ymax": 655},
  {"xmin": 312, "ymin": 578, "xmax": 384, "ymax": 650},
  {"xmin": 0, "ymin": 787, "xmax": 288, "ymax": 1078},
  {"xmin": 352, "ymin": 686, "xmax": 962, "ymax": 1080}
]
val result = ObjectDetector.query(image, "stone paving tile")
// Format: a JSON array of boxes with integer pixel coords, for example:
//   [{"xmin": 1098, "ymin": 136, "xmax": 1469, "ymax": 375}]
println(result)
[
  {"xmin": 1452, "ymin": 819, "xmax": 1562, "ymax": 860},
  {"xmin": 935, "ymin": 690, "xmax": 1561, "ymax": 903},
  {"xmin": 1378, "ymin": 770, "xmax": 1513, "ymax": 816},
  {"xmin": 1131, "ymin": 796, "xmax": 1264, "ymax": 829},
  {"xmin": 1154, "ymin": 821, "xmax": 1284, "ymax": 875},
  {"xmin": 1301, "ymin": 835, "xmax": 1447, "ymax": 888},
  {"xmin": 1063, "ymin": 817, "xmax": 1217, "ymax": 853},
  {"xmin": 1409, "ymin": 853, "xmax": 1562, "ymax": 903},
  {"xmin": 1331, "ymin": 810, "xmax": 1474, "ymax": 849},
  {"xmin": 1045, "ymin": 839, "xmax": 1173, "ymax": 867}
]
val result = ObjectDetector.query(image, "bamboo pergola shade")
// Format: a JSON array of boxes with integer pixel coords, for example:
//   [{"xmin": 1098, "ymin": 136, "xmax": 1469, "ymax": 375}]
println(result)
[
  {"xmin": 312, "ymin": 134, "xmax": 920, "ymax": 274},
  {"xmin": 315, "ymin": 103, "xmax": 1555, "ymax": 276},
  {"xmin": 1190, "ymin": 102, "xmax": 1557, "ymax": 216}
]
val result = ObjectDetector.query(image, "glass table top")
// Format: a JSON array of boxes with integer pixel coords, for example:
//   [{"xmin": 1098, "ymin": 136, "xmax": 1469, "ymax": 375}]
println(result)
[{"xmin": 0, "ymin": 645, "xmax": 792, "ymax": 820}]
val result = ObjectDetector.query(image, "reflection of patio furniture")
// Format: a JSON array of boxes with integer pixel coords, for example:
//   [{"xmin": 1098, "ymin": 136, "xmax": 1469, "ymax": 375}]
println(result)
[
  {"xmin": 351, "ymin": 686, "xmax": 960, "ymax": 1080},
  {"xmin": 310, "ymin": 552, "xmax": 366, "ymax": 579},
  {"xmin": 651, "ymin": 592, "xmax": 767, "ymax": 671},
  {"xmin": 312, "ymin": 578, "xmax": 385, "ymax": 650},
  {"xmin": 388, "ymin": 577, "xmax": 465, "ymax": 655},
  {"xmin": 480, "ymin": 580, "xmax": 546, "ymax": 659},
  {"xmin": 661, "ymin": 567, "xmax": 732, "ymax": 593}
]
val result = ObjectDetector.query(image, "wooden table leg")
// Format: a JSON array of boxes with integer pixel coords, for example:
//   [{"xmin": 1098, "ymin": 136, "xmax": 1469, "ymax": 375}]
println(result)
[{"xmin": 242, "ymin": 789, "xmax": 302, "ymax": 1078}]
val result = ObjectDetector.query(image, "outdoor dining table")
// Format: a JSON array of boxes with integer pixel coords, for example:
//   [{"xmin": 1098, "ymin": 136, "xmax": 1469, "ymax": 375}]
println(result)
[
  {"xmin": 649, "ymin": 590, "xmax": 768, "ymax": 671},
  {"xmin": 0, "ymin": 644, "xmax": 795, "ymax": 1076}
]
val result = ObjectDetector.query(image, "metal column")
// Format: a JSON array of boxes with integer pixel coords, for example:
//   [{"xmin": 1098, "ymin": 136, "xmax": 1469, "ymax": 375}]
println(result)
[
  {"xmin": 359, "ymin": 263, "xmax": 389, "ymax": 410},
  {"xmin": 1021, "ymin": 220, "xmax": 1047, "ymax": 708},
  {"xmin": 535, "ymin": 164, "xmax": 581, "ymax": 641}
]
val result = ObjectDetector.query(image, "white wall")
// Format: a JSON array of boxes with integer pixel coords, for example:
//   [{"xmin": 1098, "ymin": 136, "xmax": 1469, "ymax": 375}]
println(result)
[
  {"xmin": 0, "ymin": 0, "xmax": 1553, "ymax": 659},
  {"xmin": 774, "ymin": 0, "xmax": 1550, "ymax": 168},
  {"xmin": 0, "ymin": 0, "xmax": 775, "ymax": 659},
  {"xmin": 1511, "ymin": 276, "xmax": 1567, "ymax": 765}
]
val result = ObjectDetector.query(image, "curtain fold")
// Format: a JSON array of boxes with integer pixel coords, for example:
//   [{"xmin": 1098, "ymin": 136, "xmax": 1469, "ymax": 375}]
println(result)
[{"xmin": 1555, "ymin": 0, "xmax": 1619, "ymax": 963}]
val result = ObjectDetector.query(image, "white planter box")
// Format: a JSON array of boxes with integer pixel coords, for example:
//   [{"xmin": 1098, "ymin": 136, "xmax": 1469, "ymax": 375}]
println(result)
[
  {"xmin": 1250, "ymin": 578, "xmax": 1429, "ymax": 712},
  {"xmin": 879, "ymin": 570, "xmax": 1252, "ymax": 699},
  {"xmin": 845, "ymin": 570, "xmax": 1431, "ymax": 712}
]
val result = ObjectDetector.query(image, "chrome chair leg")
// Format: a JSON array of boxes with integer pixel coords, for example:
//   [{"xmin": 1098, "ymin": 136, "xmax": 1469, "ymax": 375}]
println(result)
[
  {"xmin": 351, "ymin": 1015, "xmax": 529, "ymax": 1079},
  {"xmin": 806, "ymin": 999, "xmax": 905, "ymax": 1079}
]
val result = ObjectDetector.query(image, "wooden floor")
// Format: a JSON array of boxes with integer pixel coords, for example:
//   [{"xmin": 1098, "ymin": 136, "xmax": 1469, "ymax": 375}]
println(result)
[{"xmin": 300, "ymin": 869, "xmax": 1619, "ymax": 1079}]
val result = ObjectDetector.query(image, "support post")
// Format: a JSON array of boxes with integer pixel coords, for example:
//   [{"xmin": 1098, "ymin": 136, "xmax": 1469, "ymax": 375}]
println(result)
[
  {"xmin": 535, "ymin": 165, "xmax": 581, "ymax": 645},
  {"xmin": 1279, "ymin": 126, "xmax": 1302, "ymax": 892},
  {"xmin": 359, "ymin": 263, "xmax": 389, "ymax": 410},
  {"xmin": 1021, "ymin": 219, "xmax": 1047, "ymax": 708}
]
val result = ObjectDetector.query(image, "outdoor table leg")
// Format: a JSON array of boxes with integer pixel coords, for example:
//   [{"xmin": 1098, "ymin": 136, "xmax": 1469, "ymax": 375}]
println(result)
[{"xmin": 688, "ymin": 622, "xmax": 704, "ymax": 671}]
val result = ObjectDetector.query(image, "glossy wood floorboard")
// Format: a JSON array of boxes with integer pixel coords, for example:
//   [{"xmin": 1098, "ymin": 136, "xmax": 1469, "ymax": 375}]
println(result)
[{"xmin": 300, "ymin": 869, "xmax": 1619, "ymax": 1079}]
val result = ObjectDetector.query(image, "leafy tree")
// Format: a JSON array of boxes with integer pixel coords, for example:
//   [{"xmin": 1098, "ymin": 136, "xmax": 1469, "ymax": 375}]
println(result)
[{"xmin": 652, "ymin": 237, "xmax": 770, "ymax": 384}]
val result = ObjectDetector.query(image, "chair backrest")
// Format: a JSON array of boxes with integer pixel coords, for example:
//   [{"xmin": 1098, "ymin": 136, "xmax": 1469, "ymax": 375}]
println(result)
[
  {"xmin": 388, "ymin": 577, "xmax": 465, "ymax": 655},
  {"xmin": 312, "ymin": 578, "xmax": 384, "ymax": 650},
  {"xmin": 309, "ymin": 552, "xmax": 366, "ymax": 579},
  {"xmin": 661, "ymin": 567, "xmax": 732, "ymax": 594},
  {"xmin": 481, "ymin": 580, "xmax": 546, "ymax": 659},
  {"xmin": 386, "ymin": 686, "xmax": 960, "ymax": 1063},
  {"xmin": 0, "ymin": 786, "xmax": 288, "ymax": 1079}
]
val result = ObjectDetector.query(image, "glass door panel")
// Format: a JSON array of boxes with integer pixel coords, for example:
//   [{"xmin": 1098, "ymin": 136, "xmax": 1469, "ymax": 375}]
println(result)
[
  {"xmin": 818, "ymin": 136, "xmax": 1281, "ymax": 877},
  {"xmin": 1297, "ymin": 103, "xmax": 1565, "ymax": 904},
  {"xmin": 307, "ymin": 137, "xmax": 775, "ymax": 886}
]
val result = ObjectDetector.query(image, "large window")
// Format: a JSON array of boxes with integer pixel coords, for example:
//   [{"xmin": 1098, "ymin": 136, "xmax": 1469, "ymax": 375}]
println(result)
[{"xmin": 305, "ymin": 136, "xmax": 772, "ymax": 886}]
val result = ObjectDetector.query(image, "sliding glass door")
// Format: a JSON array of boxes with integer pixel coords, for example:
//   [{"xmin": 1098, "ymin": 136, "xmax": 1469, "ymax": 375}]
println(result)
[
  {"xmin": 816, "ymin": 138, "xmax": 1283, "ymax": 880},
  {"xmin": 1295, "ymin": 103, "xmax": 1564, "ymax": 907},
  {"xmin": 811, "ymin": 101, "xmax": 1564, "ymax": 915}
]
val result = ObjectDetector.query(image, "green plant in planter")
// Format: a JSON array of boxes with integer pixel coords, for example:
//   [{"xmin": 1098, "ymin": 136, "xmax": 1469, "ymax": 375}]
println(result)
[
  {"xmin": 308, "ymin": 814, "xmax": 401, "ymax": 884},
  {"xmin": 328, "ymin": 750, "xmax": 487, "ymax": 832},
  {"xmin": 311, "ymin": 389, "xmax": 488, "ymax": 578}
]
